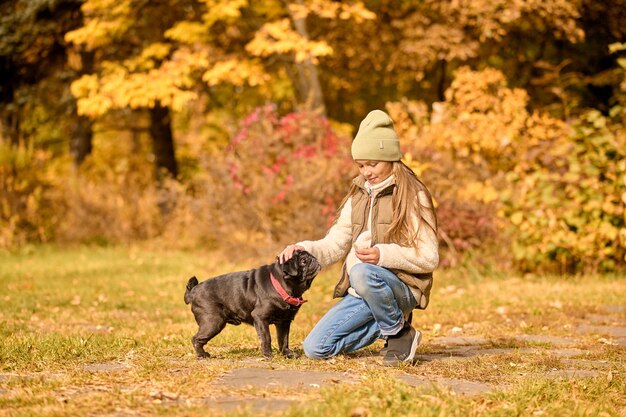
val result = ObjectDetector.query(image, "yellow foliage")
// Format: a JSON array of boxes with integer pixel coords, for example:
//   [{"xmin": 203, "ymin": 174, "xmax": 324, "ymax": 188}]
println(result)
[
  {"xmin": 71, "ymin": 54, "xmax": 199, "ymax": 117},
  {"xmin": 288, "ymin": 0, "xmax": 375, "ymax": 22},
  {"xmin": 124, "ymin": 43, "xmax": 172, "ymax": 72},
  {"xmin": 203, "ymin": 59, "xmax": 270, "ymax": 87},
  {"xmin": 200, "ymin": 0, "xmax": 247, "ymax": 27},
  {"xmin": 389, "ymin": 66, "xmax": 626, "ymax": 272},
  {"xmin": 164, "ymin": 22, "xmax": 208, "ymax": 43},
  {"xmin": 64, "ymin": 0, "xmax": 133, "ymax": 50},
  {"xmin": 246, "ymin": 19, "xmax": 333, "ymax": 63}
]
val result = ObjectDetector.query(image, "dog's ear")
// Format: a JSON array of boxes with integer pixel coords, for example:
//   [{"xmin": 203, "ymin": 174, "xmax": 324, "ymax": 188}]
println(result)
[{"xmin": 281, "ymin": 252, "xmax": 300, "ymax": 277}]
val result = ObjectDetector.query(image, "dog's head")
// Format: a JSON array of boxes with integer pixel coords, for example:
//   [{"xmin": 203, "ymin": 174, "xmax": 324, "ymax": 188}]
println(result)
[{"xmin": 279, "ymin": 250, "xmax": 321, "ymax": 292}]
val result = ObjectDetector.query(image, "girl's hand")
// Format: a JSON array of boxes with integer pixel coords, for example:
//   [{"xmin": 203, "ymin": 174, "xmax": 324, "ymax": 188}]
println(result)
[
  {"xmin": 355, "ymin": 246, "xmax": 380, "ymax": 264},
  {"xmin": 278, "ymin": 244, "xmax": 305, "ymax": 264}
]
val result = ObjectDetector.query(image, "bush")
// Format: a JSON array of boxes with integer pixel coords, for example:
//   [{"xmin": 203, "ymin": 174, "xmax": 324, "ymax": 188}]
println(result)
[
  {"xmin": 212, "ymin": 105, "xmax": 353, "ymax": 254},
  {"xmin": 0, "ymin": 143, "xmax": 55, "ymax": 247},
  {"xmin": 504, "ymin": 110, "xmax": 626, "ymax": 272},
  {"xmin": 389, "ymin": 67, "xmax": 626, "ymax": 273}
]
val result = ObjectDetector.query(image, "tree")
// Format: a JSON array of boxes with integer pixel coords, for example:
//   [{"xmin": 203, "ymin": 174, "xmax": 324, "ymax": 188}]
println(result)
[
  {"xmin": 0, "ymin": 0, "xmax": 88, "ymax": 164},
  {"xmin": 65, "ymin": 0, "xmax": 201, "ymax": 178}
]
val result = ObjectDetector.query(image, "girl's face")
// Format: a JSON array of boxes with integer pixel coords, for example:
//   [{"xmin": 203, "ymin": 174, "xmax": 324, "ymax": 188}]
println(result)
[{"xmin": 354, "ymin": 160, "xmax": 394, "ymax": 184}]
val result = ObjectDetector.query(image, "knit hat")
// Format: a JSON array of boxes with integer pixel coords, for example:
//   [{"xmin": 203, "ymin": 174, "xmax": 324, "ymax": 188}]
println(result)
[{"xmin": 351, "ymin": 110, "xmax": 402, "ymax": 161}]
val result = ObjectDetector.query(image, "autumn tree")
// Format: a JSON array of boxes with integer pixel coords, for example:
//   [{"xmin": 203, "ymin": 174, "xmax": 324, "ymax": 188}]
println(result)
[
  {"xmin": 65, "ymin": 0, "xmax": 205, "ymax": 178},
  {"xmin": 0, "ymin": 0, "xmax": 87, "ymax": 161}
]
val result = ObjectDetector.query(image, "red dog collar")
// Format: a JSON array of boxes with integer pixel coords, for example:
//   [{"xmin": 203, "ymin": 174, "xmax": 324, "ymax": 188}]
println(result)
[{"xmin": 270, "ymin": 272, "xmax": 307, "ymax": 307}]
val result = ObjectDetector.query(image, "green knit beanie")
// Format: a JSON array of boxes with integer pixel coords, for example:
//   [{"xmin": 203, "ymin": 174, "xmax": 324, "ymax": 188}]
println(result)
[{"xmin": 351, "ymin": 110, "xmax": 402, "ymax": 161}]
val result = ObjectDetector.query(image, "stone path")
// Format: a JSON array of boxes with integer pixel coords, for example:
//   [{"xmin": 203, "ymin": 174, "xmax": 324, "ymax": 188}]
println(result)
[{"xmin": 201, "ymin": 305, "xmax": 625, "ymax": 412}]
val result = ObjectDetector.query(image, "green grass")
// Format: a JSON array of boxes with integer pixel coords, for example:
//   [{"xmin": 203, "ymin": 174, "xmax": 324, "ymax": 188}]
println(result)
[{"xmin": 0, "ymin": 245, "xmax": 625, "ymax": 416}]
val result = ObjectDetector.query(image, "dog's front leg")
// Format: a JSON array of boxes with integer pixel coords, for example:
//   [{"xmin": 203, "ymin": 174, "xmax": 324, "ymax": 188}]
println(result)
[
  {"xmin": 276, "ymin": 321, "xmax": 298, "ymax": 358},
  {"xmin": 252, "ymin": 312, "xmax": 273, "ymax": 357}
]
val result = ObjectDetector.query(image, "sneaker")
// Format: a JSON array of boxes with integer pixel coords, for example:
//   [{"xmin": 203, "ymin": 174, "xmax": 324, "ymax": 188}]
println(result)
[
  {"xmin": 378, "ymin": 339, "xmax": 389, "ymax": 356},
  {"xmin": 382, "ymin": 324, "xmax": 422, "ymax": 366}
]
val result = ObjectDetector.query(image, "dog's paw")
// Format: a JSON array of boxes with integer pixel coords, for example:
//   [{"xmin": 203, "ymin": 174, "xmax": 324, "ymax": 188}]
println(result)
[
  {"xmin": 196, "ymin": 351, "xmax": 210, "ymax": 359},
  {"xmin": 282, "ymin": 349, "xmax": 300, "ymax": 359}
]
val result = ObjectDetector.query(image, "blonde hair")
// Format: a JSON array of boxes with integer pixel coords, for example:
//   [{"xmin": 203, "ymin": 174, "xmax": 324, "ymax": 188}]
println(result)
[{"xmin": 340, "ymin": 161, "xmax": 437, "ymax": 248}]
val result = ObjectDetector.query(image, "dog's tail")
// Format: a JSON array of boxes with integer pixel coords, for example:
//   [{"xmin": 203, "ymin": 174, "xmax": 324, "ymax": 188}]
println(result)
[{"xmin": 184, "ymin": 276, "xmax": 199, "ymax": 305}]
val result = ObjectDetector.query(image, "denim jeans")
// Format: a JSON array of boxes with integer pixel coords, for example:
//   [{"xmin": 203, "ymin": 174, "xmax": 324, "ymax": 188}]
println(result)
[{"xmin": 303, "ymin": 263, "xmax": 417, "ymax": 359}]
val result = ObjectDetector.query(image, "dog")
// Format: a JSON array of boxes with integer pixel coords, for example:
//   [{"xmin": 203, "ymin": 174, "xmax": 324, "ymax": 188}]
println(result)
[{"xmin": 184, "ymin": 250, "xmax": 320, "ymax": 358}]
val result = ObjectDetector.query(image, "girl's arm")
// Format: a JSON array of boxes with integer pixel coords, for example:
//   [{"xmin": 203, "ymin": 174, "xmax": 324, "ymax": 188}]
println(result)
[{"xmin": 295, "ymin": 198, "xmax": 354, "ymax": 268}]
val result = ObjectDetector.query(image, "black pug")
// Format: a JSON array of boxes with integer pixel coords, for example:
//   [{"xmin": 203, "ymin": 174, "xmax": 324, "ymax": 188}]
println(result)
[{"xmin": 184, "ymin": 250, "xmax": 320, "ymax": 358}]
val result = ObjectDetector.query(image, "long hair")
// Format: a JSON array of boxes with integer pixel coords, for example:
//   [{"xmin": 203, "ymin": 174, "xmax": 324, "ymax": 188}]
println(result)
[
  {"xmin": 387, "ymin": 161, "xmax": 437, "ymax": 247},
  {"xmin": 340, "ymin": 161, "xmax": 437, "ymax": 248}
]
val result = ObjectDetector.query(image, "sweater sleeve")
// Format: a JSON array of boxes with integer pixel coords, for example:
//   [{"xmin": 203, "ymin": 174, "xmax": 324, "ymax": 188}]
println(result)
[
  {"xmin": 375, "ymin": 190, "xmax": 439, "ymax": 274},
  {"xmin": 296, "ymin": 198, "xmax": 353, "ymax": 268}
]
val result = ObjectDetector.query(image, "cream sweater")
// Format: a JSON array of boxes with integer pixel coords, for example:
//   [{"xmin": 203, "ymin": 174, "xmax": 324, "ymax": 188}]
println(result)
[{"xmin": 297, "ymin": 176, "xmax": 439, "ymax": 290}]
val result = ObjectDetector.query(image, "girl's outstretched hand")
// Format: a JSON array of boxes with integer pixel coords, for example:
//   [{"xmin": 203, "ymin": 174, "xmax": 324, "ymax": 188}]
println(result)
[{"xmin": 278, "ymin": 244, "xmax": 305, "ymax": 264}]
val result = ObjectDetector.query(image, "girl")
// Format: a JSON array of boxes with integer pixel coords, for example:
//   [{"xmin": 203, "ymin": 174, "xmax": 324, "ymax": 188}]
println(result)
[{"xmin": 278, "ymin": 109, "xmax": 439, "ymax": 366}]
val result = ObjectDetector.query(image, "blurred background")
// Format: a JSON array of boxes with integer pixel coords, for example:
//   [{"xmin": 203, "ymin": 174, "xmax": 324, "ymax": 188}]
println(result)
[{"xmin": 1, "ymin": 0, "xmax": 624, "ymax": 274}]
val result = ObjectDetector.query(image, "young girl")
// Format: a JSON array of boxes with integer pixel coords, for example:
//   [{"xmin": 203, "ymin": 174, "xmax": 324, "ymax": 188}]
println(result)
[{"xmin": 278, "ymin": 109, "xmax": 439, "ymax": 366}]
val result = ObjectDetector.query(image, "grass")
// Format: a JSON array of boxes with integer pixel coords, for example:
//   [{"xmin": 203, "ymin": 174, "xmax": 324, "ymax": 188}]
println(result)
[{"xmin": 0, "ymin": 244, "xmax": 625, "ymax": 416}]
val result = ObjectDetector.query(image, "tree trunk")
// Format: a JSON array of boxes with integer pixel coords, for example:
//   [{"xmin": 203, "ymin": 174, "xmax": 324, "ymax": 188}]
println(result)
[
  {"xmin": 1, "ymin": 110, "xmax": 20, "ymax": 146},
  {"xmin": 437, "ymin": 59, "xmax": 447, "ymax": 102},
  {"xmin": 70, "ymin": 50, "xmax": 95, "ymax": 167},
  {"xmin": 70, "ymin": 114, "xmax": 93, "ymax": 166},
  {"xmin": 149, "ymin": 102, "xmax": 178, "ymax": 180},
  {"xmin": 288, "ymin": 0, "xmax": 326, "ymax": 115}
]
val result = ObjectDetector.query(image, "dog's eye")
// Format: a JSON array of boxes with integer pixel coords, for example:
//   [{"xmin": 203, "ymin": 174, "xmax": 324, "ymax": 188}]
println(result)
[{"xmin": 300, "ymin": 258, "xmax": 307, "ymax": 266}]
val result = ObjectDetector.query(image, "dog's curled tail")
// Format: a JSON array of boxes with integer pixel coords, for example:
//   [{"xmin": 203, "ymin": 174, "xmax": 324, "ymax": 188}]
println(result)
[{"xmin": 184, "ymin": 276, "xmax": 199, "ymax": 304}]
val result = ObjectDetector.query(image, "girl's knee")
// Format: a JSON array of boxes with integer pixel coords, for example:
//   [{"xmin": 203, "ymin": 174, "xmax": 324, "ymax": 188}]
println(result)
[
  {"xmin": 303, "ymin": 334, "xmax": 334, "ymax": 360},
  {"xmin": 349, "ymin": 263, "xmax": 374, "ymax": 295}
]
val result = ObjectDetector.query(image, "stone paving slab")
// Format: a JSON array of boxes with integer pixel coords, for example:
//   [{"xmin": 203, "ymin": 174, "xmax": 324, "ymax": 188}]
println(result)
[
  {"xmin": 206, "ymin": 396, "xmax": 295, "ymax": 413},
  {"xmin": 83, "ymin": 362, "xmax": 129, "ymax": 372},
  {"xmin": 430, "ymin": 336, "xmax": 489, "ymax": 346},
  {"xmin": 514, "ymin": 335, "xmax": 580, "ymax": 346},
  {"xmin": 544, "ymin": 369, "xmax": 601, "ymax": 379},
  {"xmin": 396, "ymin": 374, "xmax": 494, "ymax": 396},
  {"xmin": 215, "ymin": 367, "xmax": 358, "ymax": 389},
  {"xmin": 577, "ymin": 324, "xmax": 626, "ymax": 338}
]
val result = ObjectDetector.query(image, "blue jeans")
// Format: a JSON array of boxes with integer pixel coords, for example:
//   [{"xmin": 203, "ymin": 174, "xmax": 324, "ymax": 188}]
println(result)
[{"xmin": 303, "ymin": 263, "xmax": 417, "ymax": 359}]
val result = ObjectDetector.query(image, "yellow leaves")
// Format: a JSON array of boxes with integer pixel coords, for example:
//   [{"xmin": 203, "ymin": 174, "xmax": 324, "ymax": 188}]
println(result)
[
  {"xmin": 458, "ymin": 181, "xmax": 500, "ymax": 204},
  {"xmin": 510, "ymin": 212, "xmax": 524, "ymax": 226},
  {"xmin": 71, "ymin": 60, "xmax": 198, "ymax": 117},
  {"xmin": 392, "ymin": 66, "xmax": 626, "ymax": 271},
  {"xmin": 71, "ymin": 74, "xmax": 114, "ymax": 117},
  {"xmin": 123, "ymin": 43, "xmax": 172, "ymax": 72},
  {"xmin": 519, "ymin": 0, "xmax": 584, "ymax": 43},
  {"xmin": 403, "ymin": 153, "xmax": 429, "ymax": 177},
  {"xmin": 288, "ymin": 1, "xmax": 375, "ymax": 22},
  {"xmin": 246, "ymin": 19, "xmax": 333, "ymax": 63},
  {"xmin": 202, "ymin": 59, "xmax": 269, "ymax": 87},
  {"xmin": 165, "ymin": 22, "xmax": 208, "ymax": 43},
  {"xmin": 64, "ymin": 0, "xmax": 133, "ymax": 49},
  {"xmin": 200, "ymin": 0, "xmax": 247, "ymax": 28}
]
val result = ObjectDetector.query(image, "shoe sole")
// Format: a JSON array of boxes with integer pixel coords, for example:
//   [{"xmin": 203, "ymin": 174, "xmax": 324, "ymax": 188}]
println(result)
[{"xmin": 402, "ymin": 329, "xmax": 422, "ymax": 363}]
